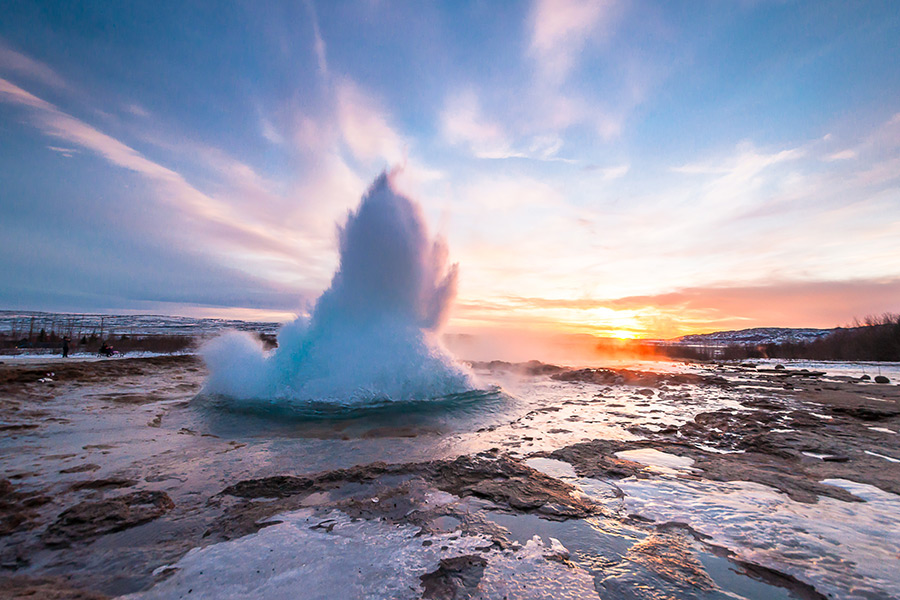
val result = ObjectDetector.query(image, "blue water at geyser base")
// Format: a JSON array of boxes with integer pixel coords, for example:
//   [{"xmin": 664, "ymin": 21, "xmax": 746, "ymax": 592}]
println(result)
[{"xmin": 200, "ymin": 169, "xmax": 481, "ymax": 414}]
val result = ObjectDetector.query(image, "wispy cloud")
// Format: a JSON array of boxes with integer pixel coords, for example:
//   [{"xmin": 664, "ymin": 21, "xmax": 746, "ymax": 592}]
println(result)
[
  {"xmin": 583, "ymin": 162, "xmax": 629, "ymax": 180},
  {"xmin": 672, "ymin": 144, "xmax": 804, "ymax": 178},
  {"xmin": 305, "ymin": 0, "xmax": 329, "ymax": 77},
  {"xmin": 125, "ymin": 103, "xmax": 149, "ymax": 118},
  {"xmin": 441, "ymin": 91, "xmax": 519, "ymax": 159},
  {"xmin": 0, "ymin": 77, "xmax": 55, "ymax": 110},
  {"xmin": 0, "ymin": 39, "xmax": 68, "ymax": 90},
  {"xmin": 529, "ymin": 0, "xmax": 619, "ymax": 82},
  {"xmin": 667, "ymin": 142, "xmax": 807, "ymax": 225},
  {"xmin": 259, "ymin": 113, "xmax": 284, "ymax": 145},
  {"xmin": 0, "ymin": 77, "xmax": 298, "ymax": 262},
  {"xmin": 46, "ymin": 145, "xmax": 78, "ymax": 157},
  {"xmin": 819, "ymin": 112, "xmax": 900, "ymax": 185},
  {"xmin": 336, "ymin": 79, "xmax": 405, "ymax": 164},
  {"xmin": 440, "ymin": 89, "xmax": 579, "ymax": 161},
  {"xmin": 824, "ymin": 148, "xmax": 856, "ymax": 161}
]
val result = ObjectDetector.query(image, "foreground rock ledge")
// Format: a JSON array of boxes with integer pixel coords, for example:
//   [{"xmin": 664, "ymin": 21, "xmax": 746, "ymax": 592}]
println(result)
[
  {"xmin": 218, "ymin": 451, "xmax": 598, "ymax": 522},
  {"xmin": 3, "ymin": 452, "xmax": 597, "ymax": 589}
]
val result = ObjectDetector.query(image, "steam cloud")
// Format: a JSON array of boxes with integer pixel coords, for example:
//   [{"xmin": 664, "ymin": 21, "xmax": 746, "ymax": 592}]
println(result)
[{"xmin": 202, "ymin": 170, "xmax": 473, "ymax": 405}]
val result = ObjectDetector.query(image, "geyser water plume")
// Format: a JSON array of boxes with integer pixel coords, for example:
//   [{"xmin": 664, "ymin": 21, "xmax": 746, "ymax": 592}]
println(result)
[{"xmin": 202, "ymin": 170, "xmax": 473, "ymax": 405}]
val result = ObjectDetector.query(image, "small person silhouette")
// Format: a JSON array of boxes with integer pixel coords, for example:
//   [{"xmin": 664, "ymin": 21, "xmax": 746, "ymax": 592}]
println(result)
[{"xmin": 62, "ymin": 337, "xmax": 70, "ymax": 358}]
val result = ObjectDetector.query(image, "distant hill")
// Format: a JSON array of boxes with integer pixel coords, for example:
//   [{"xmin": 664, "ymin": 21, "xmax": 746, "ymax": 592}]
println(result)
[
  {"xmin": 0, "ymin": 310, "xmax": 281, "ymax": 338},
  {"xmin": 677, "ymin": 327, "xmax": 837, "ymax": 346}
]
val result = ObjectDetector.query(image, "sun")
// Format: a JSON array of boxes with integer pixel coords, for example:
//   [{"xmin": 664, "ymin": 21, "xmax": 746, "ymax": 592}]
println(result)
[{"xmin": 612, "ymin": 330, "xmax": 639, "ymax": 340}]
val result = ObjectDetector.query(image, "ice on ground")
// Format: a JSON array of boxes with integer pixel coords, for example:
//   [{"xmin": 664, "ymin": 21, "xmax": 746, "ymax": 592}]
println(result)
[
  {"xmin": 615, "ymin": 448, "xmax": 695, "ymax": 471},
  {"xmin": 613, "ymin": 476, "xmax": 900, "ymax": 600},
  {"xmin": 474, "ymin": 536, "xmax": 598, "ymax": 599},
  {"xmin": 525, "ymin": 457, "xmax": 578, "ymax": 479},
  {"xmin": 121, "ymin": 509, "xmax": 598, "ymax": 600},
  {"xmin": 122, "ymin": 509, "xmax": 486, "ymax": 600}
]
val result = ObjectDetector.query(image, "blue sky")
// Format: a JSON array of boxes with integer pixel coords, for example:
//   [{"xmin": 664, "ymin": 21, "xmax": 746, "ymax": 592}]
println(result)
[{"xmin": 1, "ymin": 0, "xmax": 899, "ymax": 337}]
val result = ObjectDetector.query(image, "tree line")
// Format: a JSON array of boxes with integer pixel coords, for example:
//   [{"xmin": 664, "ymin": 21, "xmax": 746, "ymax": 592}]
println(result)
[{"xmin": 661, "ymin": 314, "xmax": 900, "ymax": 362}]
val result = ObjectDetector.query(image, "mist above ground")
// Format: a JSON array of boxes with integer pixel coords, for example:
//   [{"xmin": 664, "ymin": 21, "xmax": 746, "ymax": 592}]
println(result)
[{"xmin": 2, "ymin": 310, "xmax": 899, "ymax": 364}]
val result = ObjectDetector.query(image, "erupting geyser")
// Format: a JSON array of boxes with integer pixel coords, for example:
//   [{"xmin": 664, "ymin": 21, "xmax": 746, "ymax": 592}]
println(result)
[{"xmin": 202, "ymin": 169, "xmax": 473, "ymax": 405}]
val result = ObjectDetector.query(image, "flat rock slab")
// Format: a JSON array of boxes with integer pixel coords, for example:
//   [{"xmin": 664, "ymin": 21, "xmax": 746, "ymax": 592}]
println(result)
[
  {"xmin": 218, "ymin": 453, "xmax": 598, "ymax": 530},
  {"xmin": 0, "ymin": 575, "xmax": 109, "ymax": 599},
  {"xmin": 552, "ymin": 367, "xmax": 729, "ymax": 387},
  {"xmin": 43, "ymin": 490, "xmax": 174, "ymax": 548}
]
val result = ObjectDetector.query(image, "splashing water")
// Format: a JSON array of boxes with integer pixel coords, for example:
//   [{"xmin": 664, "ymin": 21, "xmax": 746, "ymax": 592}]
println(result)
[{"xmin": 202, "ymin": 170, "xmax": 474, "ymax": 406}]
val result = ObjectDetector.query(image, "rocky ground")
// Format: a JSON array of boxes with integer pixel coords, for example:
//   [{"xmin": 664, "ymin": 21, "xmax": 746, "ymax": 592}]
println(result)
[
  {"xmin": 543, "ymin": 364, "xmax": 900, "ymax": 503},
  {"xmin": 0, "ymin": 355, "xmax": 897, "ymax": 599}
]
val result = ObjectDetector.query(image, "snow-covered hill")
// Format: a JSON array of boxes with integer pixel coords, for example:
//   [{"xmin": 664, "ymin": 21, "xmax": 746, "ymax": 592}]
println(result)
[{"xmin": 678, "ymin": 327, "xmax": 837, "ymax": 345}]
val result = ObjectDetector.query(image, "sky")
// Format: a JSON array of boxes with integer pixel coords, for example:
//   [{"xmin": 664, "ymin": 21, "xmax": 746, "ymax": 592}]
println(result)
[{"xmin": 1, "ymin": 0, "xmax": 899, "ymax": 339}]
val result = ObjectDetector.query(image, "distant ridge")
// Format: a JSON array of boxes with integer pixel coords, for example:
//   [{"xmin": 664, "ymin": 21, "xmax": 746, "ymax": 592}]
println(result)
[
  {"xmin": 678, "ymin": 327, "xmax": 837, "ymax": 345},
  {"xmin": 0, "ymin": 310, "xmax": 280, "ymax": 338}
]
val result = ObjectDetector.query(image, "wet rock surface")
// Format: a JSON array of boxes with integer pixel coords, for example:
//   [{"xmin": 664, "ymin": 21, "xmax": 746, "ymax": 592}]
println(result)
[
  {"xmin": 0, "ymin": 355, "xmax": 200, "ymax": 387},
  {"xmin": 43, "ymin": 491, "xmax": 175, "ymax": 548},
  {"xmin": 212, "ymin": 452, "xmax": 597, "ymax": 544},
  {"xmin": 552, "ymin": 366, "xmax": 730, "ymax": 388},
  {"xmin": 0, "ymin": 479, "xmax": 51, "ymax": 536},
  {"xmin": 609, "ymin": 530, "xmax": 717, "ymax": 595},
  {"xmin": 0, "ymin": 355, "xmax": 202, "ymax": 433},
  {"xmin": 0, "ymin": 575, "xmax": 110, "ymax": 599},
  {"xmin": 423, "ymin": 453, "xmax": 597, "ymax": 518},
  {"xmin": 219, "ymin": 453, "xmax": 597, "ymax": 518},
  {"xmin": 546, "ymin": 373, "xmax": 900, "ymax": 503},
  {"xmin": 468, "ymin": 360, "xmax": 568, "ymax": 376},
  {"xmin": 420, "ymin": 555, "xmax": 488, "ymax": 599},
  {"xmin": 0, "ymin": 356, "xmax": 898, "ymax": 599}
]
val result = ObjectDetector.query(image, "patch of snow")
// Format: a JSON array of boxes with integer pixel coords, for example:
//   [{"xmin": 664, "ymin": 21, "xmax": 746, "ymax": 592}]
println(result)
[
  {"xmin": 864, "ymin": 450, "xmax": 900, "ymax": 463},
  {"xmin": 121, "ymin": 509, "xmax": 598, "ymax": 600},
  {"xmin": 801, "ymin": 452, "xmax": 836, "ymax": 460}
]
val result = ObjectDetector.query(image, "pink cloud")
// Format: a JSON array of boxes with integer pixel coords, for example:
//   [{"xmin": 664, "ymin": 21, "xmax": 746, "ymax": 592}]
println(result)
[
  {"xmin": 530, "ymin": 0, "xmax": 619, "ymax": 81},
  {"xmin": 336, "ymin": 80, "xmax": 405, "ymax": 164},
  {"xmin": 0, "ymin": 77, "xmax": 55, "ymax": 110},
  {"xmin": 0, "ymin": 40, "xmax": 68, "ymax": 90}
]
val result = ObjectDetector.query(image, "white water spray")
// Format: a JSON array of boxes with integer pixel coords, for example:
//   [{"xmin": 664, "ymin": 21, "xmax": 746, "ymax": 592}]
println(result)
[{"xmin": 202, "ymin": 170, "xmax": 473, "ymax": 405}]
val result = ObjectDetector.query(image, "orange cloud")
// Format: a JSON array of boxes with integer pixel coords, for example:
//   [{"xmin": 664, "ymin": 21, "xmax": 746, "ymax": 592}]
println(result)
[
  {"xmin": 450, "ymin": 278, "xmax": 900, "ymax": 339},
  {"xmin": 605, "ymin": 279, "xmax": 900, "ymax": 329}
]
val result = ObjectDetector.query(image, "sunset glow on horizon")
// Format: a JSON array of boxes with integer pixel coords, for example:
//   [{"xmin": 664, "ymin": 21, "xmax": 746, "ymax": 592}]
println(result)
[{"xmin": 2, "ymin": 1, "xmax": 899, "ymax": 339}]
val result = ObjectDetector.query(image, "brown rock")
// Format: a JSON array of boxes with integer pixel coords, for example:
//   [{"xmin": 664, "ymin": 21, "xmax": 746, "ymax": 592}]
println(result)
[
  {"xmin": 0, "ymin": 479, "xmax": 51, "ymax": 535},
  {"xmin": 220, "ymin": 454, "xmax": 596, "ymax": 520},
  {"xmin": 0, "ymin": 575, "xmax": 109, "ymax": 599},
  {"xmin": 423, "ymin": 454, "xmax": 596, "ymax": 518},
  {"xmin": 831, "ymin": 406, "xmax": 900, "ymax": 421},
  {"xmin": 43, "ymin": 491, "xmax": 174, "ymax": 548},
  {"xmin": 420, "ymin": 555, "xmax": 487, "ymax": 600}
]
